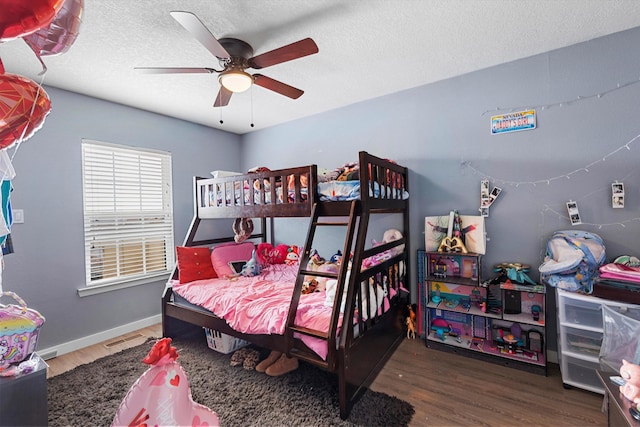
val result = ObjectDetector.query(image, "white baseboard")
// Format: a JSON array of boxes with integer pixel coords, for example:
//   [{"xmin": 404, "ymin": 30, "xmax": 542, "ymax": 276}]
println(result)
[{"xmin": 37, "ymin": 314, "xmax": 161, "ymax": 360}]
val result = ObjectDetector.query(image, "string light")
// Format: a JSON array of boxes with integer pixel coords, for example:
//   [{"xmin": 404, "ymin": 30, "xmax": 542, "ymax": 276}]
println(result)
[
  {"xmin": 481, "ymin": 75, "xmax": 640, "ymax": 116},
  {"xmin": 541, "ymin": 205, "xmax": 640, "ymax": 229},
  {"xmin": 462, "ymin": 132, "xmax": 640, "ymax": 186}
]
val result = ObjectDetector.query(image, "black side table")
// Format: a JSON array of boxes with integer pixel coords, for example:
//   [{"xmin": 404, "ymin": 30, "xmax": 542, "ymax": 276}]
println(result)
[{"xmin": 0, "ymin": 354, "xmax": 48, "ymax": 427}]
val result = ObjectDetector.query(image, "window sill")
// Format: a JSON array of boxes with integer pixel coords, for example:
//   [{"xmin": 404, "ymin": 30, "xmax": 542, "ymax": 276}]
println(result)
[{"xmin": 77, "ymin": 272, "xmax": 171, "ymax": 297}]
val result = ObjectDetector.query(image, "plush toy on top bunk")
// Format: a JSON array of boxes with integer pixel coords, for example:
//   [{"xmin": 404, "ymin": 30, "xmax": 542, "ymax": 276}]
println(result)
[
  {"xmin": 247, "ymin": 166, "xmax": 309, "ymax": 201},
  {"xmin": 336, "ymin": 163, "xmax": 360, "ymax": 181}
]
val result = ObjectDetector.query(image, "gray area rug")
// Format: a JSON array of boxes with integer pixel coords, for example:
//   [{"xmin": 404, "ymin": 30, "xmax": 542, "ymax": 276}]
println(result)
[{"xmin": 48, "ymin": 336, "xmax": 414, "ymax": 426}]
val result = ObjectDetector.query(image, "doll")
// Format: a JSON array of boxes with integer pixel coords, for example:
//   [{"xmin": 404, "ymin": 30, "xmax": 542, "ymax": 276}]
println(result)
[{"xmin": 619, "ymin": 359, "xmax": 640, "ymax": 408}]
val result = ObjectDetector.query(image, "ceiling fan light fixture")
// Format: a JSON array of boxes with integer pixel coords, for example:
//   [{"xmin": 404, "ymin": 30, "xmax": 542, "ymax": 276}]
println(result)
[{"xmin": 219, "ymin": 70, "xmax": 253, "ymax": 93}]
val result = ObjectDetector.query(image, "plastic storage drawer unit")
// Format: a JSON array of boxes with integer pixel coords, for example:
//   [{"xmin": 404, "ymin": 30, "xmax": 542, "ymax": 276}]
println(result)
[
  {"xmin": 561, "ymin": 354, "xmax": 604, "ymax": 394},
  {"xmin": 563, "ymin": 326, "xmax": 603, "ymax": 358},
  {"xmin": 559, "ymin": 295, "xmax": 603, "ymax": 330}
]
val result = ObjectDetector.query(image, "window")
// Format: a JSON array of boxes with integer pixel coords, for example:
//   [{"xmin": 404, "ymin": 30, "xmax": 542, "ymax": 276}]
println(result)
[{"xmin": 81, "ymin": 140, "xmax": 174, "ymax": 294}]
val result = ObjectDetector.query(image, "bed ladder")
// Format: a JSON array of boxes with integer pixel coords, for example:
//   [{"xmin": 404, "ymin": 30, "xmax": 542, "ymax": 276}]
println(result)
[{"xmin": 285, "ymin": 200, "xmax": 362, "ymax": 367}]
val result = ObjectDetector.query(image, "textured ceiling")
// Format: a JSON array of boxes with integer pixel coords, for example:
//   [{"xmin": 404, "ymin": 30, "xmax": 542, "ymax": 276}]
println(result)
[{"xmin": 2, "ymin": 0, "xmax": 640, "ymax": 135}]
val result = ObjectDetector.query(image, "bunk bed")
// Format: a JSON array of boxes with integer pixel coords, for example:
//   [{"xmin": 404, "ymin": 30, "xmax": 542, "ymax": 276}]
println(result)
[{"xmin": 162, "ymin": 151, "xmax": 410, "ymax": 419}]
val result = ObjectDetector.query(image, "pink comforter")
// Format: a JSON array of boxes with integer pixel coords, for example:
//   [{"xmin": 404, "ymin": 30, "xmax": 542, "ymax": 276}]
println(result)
[{"xmin": 171, "ymin": 263, "xmax": 341, "ymax": 360}]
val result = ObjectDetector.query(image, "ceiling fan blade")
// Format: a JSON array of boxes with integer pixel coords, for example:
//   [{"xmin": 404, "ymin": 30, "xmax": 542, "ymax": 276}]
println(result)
[
  {"xmin": 214, "ymin": 86, "xmax": 233, "ymax": 107},
  {"xmin": 135, "ymin": 67, "xmax": 215, "ymax": 74},
  {"xmin": 170, "ymin": 11, "xmax": 231, "ymax": 59},
  {"xmin": 253, "ymin": 74, "xmax": 304, "ymax": 99},
  {"xmin": 249, "ymin": 38, "xmax": 318, "ymax": 69}
]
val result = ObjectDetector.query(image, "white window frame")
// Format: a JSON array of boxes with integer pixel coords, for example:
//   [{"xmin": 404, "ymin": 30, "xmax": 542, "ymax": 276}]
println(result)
[{"xmin": 80, "ymin": 140, "xmax": 174, "ymax": 297}]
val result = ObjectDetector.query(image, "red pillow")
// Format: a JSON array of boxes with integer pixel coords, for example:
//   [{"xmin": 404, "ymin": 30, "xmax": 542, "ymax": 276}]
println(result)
[{"xmin": 176, "ymin": 246, "xmax": 217, "ymax": 284}]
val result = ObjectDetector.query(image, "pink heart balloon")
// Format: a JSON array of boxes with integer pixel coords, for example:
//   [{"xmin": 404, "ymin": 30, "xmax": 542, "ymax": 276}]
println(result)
[
  {"xmin": 0, "ymin": 0, "xmax": 65, "ymax": 41},
  {"xmin": 23, "ymin": 0, "xmax": 83, "ymax": 63},
  {"xmin": 0, "ymin": 73, "xmax": 51, "ymax": 149},
  {"xmin": 112, "ymin": 339, "xmax": 219, "ymax": 427},
  {"xmin": 112, "ymin": 361, "xmax": 219, "ymax": 427}
]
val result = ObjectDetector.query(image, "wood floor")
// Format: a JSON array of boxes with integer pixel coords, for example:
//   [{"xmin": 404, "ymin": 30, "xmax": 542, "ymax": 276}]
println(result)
[
  {"xmin": 47, "ymin": 325, "xmax": 607, "ymax": 426},
  {"xmin": 45, "ymin": 325, "xmax": 162, "ymax": 378}
]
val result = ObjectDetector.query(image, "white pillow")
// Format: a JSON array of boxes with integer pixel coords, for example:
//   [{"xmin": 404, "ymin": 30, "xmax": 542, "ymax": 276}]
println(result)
[{"xmin": 210, "ymin": 170, "xmax": 242, "ymax": 178}]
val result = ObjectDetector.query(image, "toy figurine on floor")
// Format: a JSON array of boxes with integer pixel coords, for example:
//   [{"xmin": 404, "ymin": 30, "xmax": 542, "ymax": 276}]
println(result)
[{"xmin": 406, "ymin": 304, "xmax": 416, "ymax": 339}]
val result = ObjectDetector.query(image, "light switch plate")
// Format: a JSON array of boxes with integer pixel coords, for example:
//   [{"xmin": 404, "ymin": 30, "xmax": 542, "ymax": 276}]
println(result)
[{"xmin": 12, "ymin": 209, "xmax": 24, "ymax": 224}]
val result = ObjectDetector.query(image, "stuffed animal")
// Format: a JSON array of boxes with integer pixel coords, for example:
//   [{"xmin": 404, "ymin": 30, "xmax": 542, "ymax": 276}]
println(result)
[
  {"xmin": 248, "ymin": 166, "xmax": 278, "ymax": 193},
  {"xmin": 335, "ymin": 162, "xmax": 359, "ymax": 181},
  {"xmin": 286, "ymin": 174, "xmax": 309, "ymax": 191},
  {"xmin": 241, "ymin": 249, "xmax": 262, "ymax": 277},
  {"xmin": 330, "ymin": 250, "xmax": 343, "ymax": 265},
  {"xmin": 285, "ymin": 246, "xmax": 300, "ymax": 266},
  {"xmin": 303, "ymin": 249, "xmax": 338, "ymax": 292},
  {"xmin": 382, "ymin": 229, "xmax": 404, "ymax": 254},
  {"xmin": 317, "ymin": 168, "xmax": 339, "ymax": 182},
  {"xmin": 619, "ymin": 359, "xmax": 640, "ymax": 408},
  {"xmin": 301, "ymin": 279, "xmax": 318, "ymax": 294},
  {"xmin": 233, "ymin": 218, "xmax": 254, "ymax": 243},
  {"xmin": 256, "ymin": 242, "xmax": 288, "ymax": 265},
  {"xmin": 363, "ymin": 229, "xmax": 404, "ymax": 270},
  {"xmin": 309, "ymin": 248, "xmax": 325, "ymax": 265}
]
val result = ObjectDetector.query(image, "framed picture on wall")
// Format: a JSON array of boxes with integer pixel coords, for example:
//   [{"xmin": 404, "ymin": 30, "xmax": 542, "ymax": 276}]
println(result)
[{"xmin": 425, "ymin": 215, "xmax": 486, "ymax": 254}]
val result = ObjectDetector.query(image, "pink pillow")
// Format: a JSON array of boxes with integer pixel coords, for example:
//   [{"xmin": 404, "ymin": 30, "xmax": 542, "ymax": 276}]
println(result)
[
  {"xmin": 176, "ymin": 246, "xmax": 217, "ymax": 284},
  {"xmin": 210, "ymin": 242, "xmax": 255, "ymax": 278}
]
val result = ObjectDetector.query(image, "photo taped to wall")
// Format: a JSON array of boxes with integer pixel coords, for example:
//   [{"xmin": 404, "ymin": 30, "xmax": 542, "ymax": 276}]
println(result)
[{"xmin": 566, "ymin": 201, "xmax": 582, "ymax": 225}]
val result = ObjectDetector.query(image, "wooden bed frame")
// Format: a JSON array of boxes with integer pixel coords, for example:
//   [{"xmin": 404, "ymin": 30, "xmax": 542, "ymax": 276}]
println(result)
[{"xmin": 162, "ymin": 151, "xmax": 410, "ymax": 419}]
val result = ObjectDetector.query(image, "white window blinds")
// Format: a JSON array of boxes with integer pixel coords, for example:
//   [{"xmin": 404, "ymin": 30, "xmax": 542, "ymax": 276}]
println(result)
[{"xmin": 81, "ymin": 140, "xmax": 174, "ymax": 287}]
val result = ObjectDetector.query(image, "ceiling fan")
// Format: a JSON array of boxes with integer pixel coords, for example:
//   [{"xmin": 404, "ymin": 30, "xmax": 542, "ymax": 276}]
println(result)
[{"xmin": 136, "ymin": 11, "xmax": 319, "ymax": 107}]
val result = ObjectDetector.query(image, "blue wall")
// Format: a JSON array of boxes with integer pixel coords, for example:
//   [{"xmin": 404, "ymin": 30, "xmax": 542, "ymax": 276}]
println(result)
[{"xmin": 242, "ymin": 26, "xmax": 640, "ymax": 349}]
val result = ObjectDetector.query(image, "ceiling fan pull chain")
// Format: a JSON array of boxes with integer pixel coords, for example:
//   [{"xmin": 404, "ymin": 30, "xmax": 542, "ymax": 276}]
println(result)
[
  {"xmin": 219, "ymin": 107, "xmax": 223, "ymax": 125},
  {"xmin": 250, "ymin": 86, "xmax": 255, "ymax": 128}
]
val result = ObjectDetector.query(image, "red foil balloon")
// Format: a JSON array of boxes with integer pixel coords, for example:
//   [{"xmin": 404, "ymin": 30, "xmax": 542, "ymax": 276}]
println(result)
[
  {"xmin": 0, "ymin": 74, "xmax": 51, "ymax": 149},
  {"xmin": 0, "ymin": 0, "xmax": 65, "ymax": 41},
  {"xmin": 23, "ymin": 0, "xmax": 84, "ymax": 59}
]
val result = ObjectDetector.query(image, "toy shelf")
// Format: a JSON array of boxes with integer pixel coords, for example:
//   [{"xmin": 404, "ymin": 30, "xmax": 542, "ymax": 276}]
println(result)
[
  {"xmin": 473, "ymin": 338, "xmax": 546, "ymax": 366},
  {"xmin": 426, "ymin": 300, "xmax": 502, "ymax": 319},
  {"xmin": 426, "ymin": 334, "xmax": 547, "ymax": 369},
  {"xmin": 422, "ymin": 250, "xmax": 547, "ymax": 375},
  {"xmin": 502, "ymin": 311, "xmax": 545, "ymax": 327}
]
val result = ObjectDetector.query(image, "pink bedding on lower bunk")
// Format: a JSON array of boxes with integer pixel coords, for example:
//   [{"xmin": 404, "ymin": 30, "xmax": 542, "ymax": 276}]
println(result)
[{"xmin": 171, "ymin": 263, "xmax": 342, "ymax": 360}]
